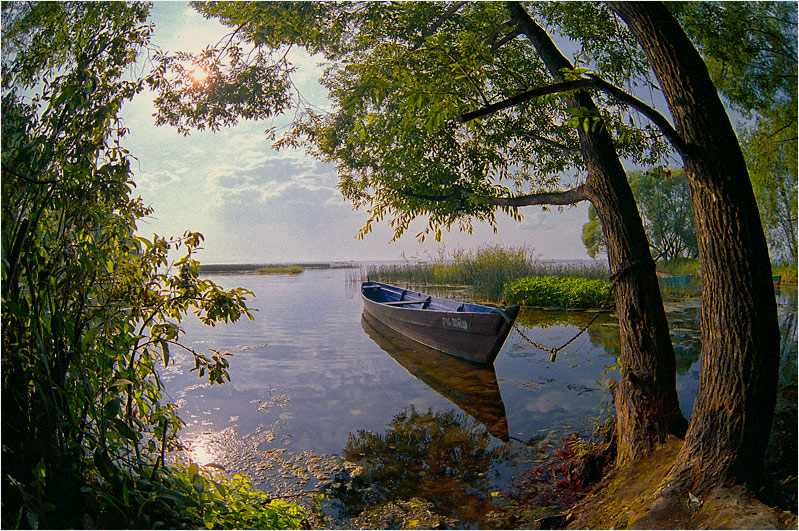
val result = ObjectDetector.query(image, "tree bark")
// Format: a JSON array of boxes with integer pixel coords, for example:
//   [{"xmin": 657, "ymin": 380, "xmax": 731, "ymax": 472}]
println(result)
[
  {"xmin": 507, "ymin": 2, "xmax": 687, "ymax": 464},
  {"xmin": 608, "ymin": 1, "xmax": 781, "ymax": 491}
]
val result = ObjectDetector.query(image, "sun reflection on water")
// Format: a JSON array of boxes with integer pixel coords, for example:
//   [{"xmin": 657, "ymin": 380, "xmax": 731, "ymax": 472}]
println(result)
[{"xmin": 188, "ymin": 435, "xmax": 217, "ymax": 467}]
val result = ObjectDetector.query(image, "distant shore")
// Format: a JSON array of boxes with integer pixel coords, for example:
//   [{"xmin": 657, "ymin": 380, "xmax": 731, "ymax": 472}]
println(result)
[{"xmin": 199, "ymin": 262, "xmax": 358, "ymax": 274}]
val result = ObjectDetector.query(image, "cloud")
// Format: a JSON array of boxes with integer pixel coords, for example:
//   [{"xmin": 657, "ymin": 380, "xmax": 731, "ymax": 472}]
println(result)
[{"xmin": 134, "ymin": 168, "xmax": 183, "ymax": 191}]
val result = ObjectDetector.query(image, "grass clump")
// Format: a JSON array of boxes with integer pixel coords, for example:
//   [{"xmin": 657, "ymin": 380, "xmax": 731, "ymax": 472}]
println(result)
[{"xmin": 505, "ymin": 276, "xmax": 612, "ymax": 309}]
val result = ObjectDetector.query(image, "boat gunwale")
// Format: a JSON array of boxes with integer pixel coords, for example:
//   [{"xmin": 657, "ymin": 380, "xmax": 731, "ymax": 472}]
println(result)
[{"xmin": 361, "ymin": 280, "xmax": 515, "ymax": 318}]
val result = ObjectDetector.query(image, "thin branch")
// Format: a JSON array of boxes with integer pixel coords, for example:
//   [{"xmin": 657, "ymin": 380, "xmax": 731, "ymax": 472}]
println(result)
[
  {"xmin": 447, "ymin": 52, "xmax": 491, "ymax": 107},
  {"xmin": 490, "ymin": 21, "xmax": 515, "ymax": 42},
  {"xmin": 585, "ymin": 74, "xmax": 688, "ymax": 153},
  {"xmin": 513, "ymin": 132, "xmax": 581, "ymax": 157},
  {"xmin": 493, "ymin": 28, "xmax": 522, "ymax": 50},
  {"xmin": 495, "ymin": 53, "xmax": 530, "ymax": 90},
  {"xmin": 412, "ymin": 1, "xmax": 467, "ymax": 50},
  {"xmin": 2, "ymin": 164, "xmax": 57, "ymax": 185}
]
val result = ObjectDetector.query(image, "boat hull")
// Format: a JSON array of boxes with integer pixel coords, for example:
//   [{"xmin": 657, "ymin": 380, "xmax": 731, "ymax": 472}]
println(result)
[{"xmin": 361, "ymin": 281, "xmax": 519, "ymax": 364}]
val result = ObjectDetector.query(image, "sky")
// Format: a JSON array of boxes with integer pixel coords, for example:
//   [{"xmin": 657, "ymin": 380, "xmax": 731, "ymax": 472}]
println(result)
[{"xmin": 121, "ymin": 2, "xmax": 601, "ymax": 265}]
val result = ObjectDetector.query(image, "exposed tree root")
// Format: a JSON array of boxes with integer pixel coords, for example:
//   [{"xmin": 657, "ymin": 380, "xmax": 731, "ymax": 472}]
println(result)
[{"xmin": 564, "ymin": 436, "xmax": 797, "ymax": 529}]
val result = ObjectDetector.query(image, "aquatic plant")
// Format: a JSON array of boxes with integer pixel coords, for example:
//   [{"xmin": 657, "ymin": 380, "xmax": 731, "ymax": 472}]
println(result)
[
  {"xmin": 329, "ymin": 407, "xmax": 508, "ymax": 523},
  {"xmin": 505, "ymin": 276, "xmax": 612, "ymax": 309}
]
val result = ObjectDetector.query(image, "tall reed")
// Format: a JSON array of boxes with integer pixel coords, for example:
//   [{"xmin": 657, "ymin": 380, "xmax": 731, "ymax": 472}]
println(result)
[{"xmin": 364, "ymin": 246, "xmax": 609, "ymax": 302}]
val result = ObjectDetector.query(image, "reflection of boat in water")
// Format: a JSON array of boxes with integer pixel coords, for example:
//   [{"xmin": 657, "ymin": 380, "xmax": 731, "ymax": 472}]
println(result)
[
  {"xmin": 361, "ymin": 281, "xmax": 519, "ymax": 364},
  {"xmin": 361, "ymin": 313, "xmax": 510, "ymax": 442}
]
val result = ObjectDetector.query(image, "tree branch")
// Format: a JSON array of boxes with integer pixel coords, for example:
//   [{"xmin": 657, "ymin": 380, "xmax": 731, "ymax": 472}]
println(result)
[
  {"xmin": 457, "ymin": 78, "xmax": 592, "ymax": 122},
  {"xmin": 413, "ymin": 1, "xmax": 467, "ymax": 49},
  {"xmin": 492, "ymin": 27, "xmax": 522, "ymax": 50},
  {"xmin": 457, "ymin": 73, "xmax": 691, "ymax": 155},
  {"xmin": 513, "ymin": 131, "xmax": 581, "ymax": 157},
  {"xmin": 485, "ymin": 183, "xmax": 589, "ymax": 207},
  {"xmin": 584, "ymin": 74, "xmax": 689, "ymax": 154}
]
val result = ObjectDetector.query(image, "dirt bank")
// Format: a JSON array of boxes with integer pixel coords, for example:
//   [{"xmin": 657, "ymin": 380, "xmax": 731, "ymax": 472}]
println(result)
[{"xmin": 565, "ymin": 436, "xmax": 797, "ymax": 529}]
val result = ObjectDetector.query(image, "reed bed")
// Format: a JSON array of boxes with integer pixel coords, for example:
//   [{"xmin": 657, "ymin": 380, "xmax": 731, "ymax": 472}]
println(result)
[{"xmin": 363, "ymin": 246, "xmax": 609, "ymax": 303}]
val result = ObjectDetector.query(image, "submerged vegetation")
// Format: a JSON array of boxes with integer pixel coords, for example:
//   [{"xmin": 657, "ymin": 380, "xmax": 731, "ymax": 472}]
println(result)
[{"xmin": 329, "ymin": 407, "xmax": 510, "ymax": 527}]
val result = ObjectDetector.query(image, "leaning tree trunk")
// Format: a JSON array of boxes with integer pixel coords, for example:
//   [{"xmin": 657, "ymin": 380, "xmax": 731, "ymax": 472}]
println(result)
[
  {"xmin": 509, "ymin": 2, "xmax": 687, "ymax": 465},
  {"xmin": 609, "ymin": 1, "xmax": 781, "ymax": 492}
]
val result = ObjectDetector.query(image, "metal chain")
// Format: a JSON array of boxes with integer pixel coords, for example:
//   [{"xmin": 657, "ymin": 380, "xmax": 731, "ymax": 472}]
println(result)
[{"xmin": 514, "ymin": 259, "xmax": 650, "ymax": 362}]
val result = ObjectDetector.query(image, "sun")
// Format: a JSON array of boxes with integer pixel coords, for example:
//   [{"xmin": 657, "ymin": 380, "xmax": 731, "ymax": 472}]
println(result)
[{"xmin": 189, "ymin": 66, "xmax": 208, "ymax": 83}]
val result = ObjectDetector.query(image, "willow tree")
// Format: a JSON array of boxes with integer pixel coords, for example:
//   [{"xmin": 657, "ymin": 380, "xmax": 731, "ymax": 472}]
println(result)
[
  {"xmin": 673, "ymin": 2, "xmax": 798, "ymax": 265},
  {"xmin": 154, "ymin": 1, "xmax": 688, "ymax": 462},
  {"xmin": 609, "ymin": 1, "xmax": 781, "ymax": 493}
]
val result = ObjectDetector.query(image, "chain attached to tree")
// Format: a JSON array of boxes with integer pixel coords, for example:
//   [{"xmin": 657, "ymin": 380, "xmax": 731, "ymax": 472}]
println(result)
[{"xmin": 514, "ymin": 259, "xmax": 651, "ymax": 362}]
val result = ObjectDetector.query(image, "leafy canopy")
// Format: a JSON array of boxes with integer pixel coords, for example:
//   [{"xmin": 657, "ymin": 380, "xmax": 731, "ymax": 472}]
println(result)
[
  {"xmin": 672, "ymin": 1, "xmax": 797, "ymax": 264},
  {"xmin": 153, "ymin": 1, "xmax": 673, "ymax": 242}
]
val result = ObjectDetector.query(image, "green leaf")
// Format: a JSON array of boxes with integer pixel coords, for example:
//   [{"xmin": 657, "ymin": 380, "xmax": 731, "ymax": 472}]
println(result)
[
  {"xmin": 160, "ymin": 340, "xmax": 170, "ymax": 366},
  {"xmin": 188, "ymin": 463, "xmax": 200, "ymax": 482},
  {"xmin": 112, "ymin": 418, "xmax": 141, "ymax": 442},
  {"xmin": 104, "ymin": 398, "xmax": 122, "ymax": 418}
]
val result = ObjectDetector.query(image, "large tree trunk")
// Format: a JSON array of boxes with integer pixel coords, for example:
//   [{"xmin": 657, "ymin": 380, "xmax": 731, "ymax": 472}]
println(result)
[
  {"xmin": 608, "ymin": 1, "xmax": 781, "ymax": 491},
  {"xmin": 508, "ymin": 2, "xmax": 687, "ymax": 464}
]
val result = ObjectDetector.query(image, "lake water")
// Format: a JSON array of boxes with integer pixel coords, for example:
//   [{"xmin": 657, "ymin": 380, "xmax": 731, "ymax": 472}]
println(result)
[{"xmin": 161, "ymin": 267, "xmax": 797, "ymax": 526}]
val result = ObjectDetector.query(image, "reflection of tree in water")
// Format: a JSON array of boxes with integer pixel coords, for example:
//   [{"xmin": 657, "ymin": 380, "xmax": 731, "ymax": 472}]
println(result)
[
  {"xmin": 333, "ymin": 407, "xmax": 509, "ymax": 523},
  {"xmin": 768, "ymin": 290, "xmax": 797, "ymax": 508},
  {"xmin": 517, "ymin": 306, "xmax": 704, "ymax": 373},
  {"xmin": 516, "ymin": 308, "xmax": 615, "ymax": 331}
]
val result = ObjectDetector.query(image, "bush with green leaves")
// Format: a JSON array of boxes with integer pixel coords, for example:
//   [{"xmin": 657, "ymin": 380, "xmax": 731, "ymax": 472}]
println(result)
[
  {"xmin": 76, "ymin": 461, "xmax": 307, "ymax": 529},
  {"xmin": 505, "ymin": 276, "xmax": 612, "ymax": 309},
  {"xmin": 1, "ymin": 3, "xmax": 304, "ymax": 528}
]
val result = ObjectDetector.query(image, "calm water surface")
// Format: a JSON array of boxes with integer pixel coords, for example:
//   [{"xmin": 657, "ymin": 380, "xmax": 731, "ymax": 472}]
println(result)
[{"xmin": 162, "ymin": 268, "xmax": 797, "ymax": 526}]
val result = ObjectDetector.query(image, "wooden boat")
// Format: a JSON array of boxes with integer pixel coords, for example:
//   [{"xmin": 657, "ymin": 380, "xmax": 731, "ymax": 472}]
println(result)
[
  {"xmin": 361, "ymin": 313, "xmax": 509, "ymax": 442},
  {"xmin": 773, "ymin": 275, "xmax": 782, "ymax": 289},
  {"xmin": 360, "ymin": 281, "xmax": 519, "ymax": 364}
]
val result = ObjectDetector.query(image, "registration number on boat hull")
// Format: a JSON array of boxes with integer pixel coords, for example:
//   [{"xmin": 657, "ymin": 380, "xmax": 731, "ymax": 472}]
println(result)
[{"xmin": 442, "ymin": 317, "xmax": 468, "ymax": 330}]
